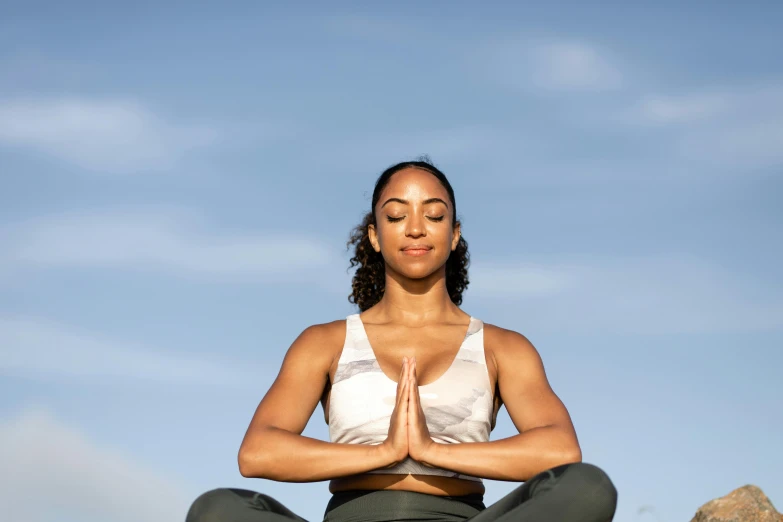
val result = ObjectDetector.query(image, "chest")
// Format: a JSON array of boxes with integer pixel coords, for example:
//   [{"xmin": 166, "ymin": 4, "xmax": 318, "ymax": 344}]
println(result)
[
  {"xmin": 323, "ymin": 319, "xmax": 500, "ymax": 425},
  {"xmin": 358, "ymin": 324, "xmax": 471, "ymax": 386}
]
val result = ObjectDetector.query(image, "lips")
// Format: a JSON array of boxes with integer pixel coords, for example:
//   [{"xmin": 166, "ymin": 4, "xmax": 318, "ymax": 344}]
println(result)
[{"xmin": 402, "ymin": 245, "xmax": 432, "ymax": 256}]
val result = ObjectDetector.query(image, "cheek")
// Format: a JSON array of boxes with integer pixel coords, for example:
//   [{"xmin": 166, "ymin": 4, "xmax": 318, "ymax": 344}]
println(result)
[
  {"xmin": 378, "ymin": 221, "xmax": 404, "ymax": 239},
  {"xmin": 374, "ymin": 227, "xmax": 393, "ymax": 250}
]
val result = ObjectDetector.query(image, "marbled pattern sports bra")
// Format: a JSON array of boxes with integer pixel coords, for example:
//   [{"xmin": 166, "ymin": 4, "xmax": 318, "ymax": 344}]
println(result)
[{"xmin": 328, "ymin": 314, "xmax": 493, "ymax": 482}]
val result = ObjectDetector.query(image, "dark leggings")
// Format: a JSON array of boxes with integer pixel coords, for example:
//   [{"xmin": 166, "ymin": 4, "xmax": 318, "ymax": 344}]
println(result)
[{"xmin": 187, "ymin": 462, "xmax": 617, "ymax": 522}]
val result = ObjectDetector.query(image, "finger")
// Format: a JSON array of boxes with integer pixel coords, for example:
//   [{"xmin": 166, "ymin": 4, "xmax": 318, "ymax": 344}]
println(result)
[
  {"xmin": 396, "ymin": 357, "xmax": 407, "ymax": 401},
  {"xmin": 408, "ymin": 370, "xmax": 416, "ymax": 410},
  {"xmin": 408, "ymin": 380, "xmax": 424, "ymax": 436},
  {"xmin": 407, "ymin": 380, "xmax": 414, "ymax": 423},
  {"xmin": 408, "ymin": 358, "xmax": 416, "ymax": 405},
  {"xmin": 410, "ymin": 364, "xmax": 422, "ymax": 415},
  {"xmin": 400, "ymin": 374, "xmax": 409, "ymax": 417},
  {"xmin": 398, "ymin": 364, "xmax": 410, "ymax": 408}
]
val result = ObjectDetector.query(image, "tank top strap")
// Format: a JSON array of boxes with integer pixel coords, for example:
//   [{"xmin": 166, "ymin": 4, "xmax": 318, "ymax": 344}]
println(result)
[
  {"xmin": 333, "ymin": 315, "xmax": 382, "ymax": 386},
  {"xmin": 345, "ymin": 313, "xmax": 367, "ymax": 341},
  {"xmin": 340, "ymin": 315, "xmax": 375, "ymax": 359},
  {"xmin": 455, "ymin": 317, "xmax": 486, "ymax": 364}
]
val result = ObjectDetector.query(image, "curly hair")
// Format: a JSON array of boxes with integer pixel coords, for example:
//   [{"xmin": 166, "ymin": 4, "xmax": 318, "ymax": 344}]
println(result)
[{"xmin": 346, "ymin": 158, "xmax": 470, "ymax": 311}]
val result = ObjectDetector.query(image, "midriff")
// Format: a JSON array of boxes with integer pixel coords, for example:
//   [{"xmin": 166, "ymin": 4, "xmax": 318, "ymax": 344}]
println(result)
[{"xmin": 329, "ymin": 473, "xmax": 485, "ymax": 496}]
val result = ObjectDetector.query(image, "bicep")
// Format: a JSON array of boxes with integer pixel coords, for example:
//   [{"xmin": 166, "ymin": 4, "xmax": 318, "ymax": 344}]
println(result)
[
  {"xmin": 244, "ymin": 324, "xmax": 336, "ymax": 437},
  {"xmin": 496, "ymin": 331, "xmax": 577, "ymax": 436}
]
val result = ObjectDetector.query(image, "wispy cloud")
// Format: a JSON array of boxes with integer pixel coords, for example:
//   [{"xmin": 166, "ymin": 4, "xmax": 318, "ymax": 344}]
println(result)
[
  {"xmin": 681, "ymin": 120, "xmax": 783, "ymax": 168},
  {"xmin": 634, "ymin": 92, "xmax": 731, "ymax": 124},
  {"xmin": 469, "ymin": 262, "xmax": 573, "ymax": 298},
  {"xmin": 322, "ymin": 16, "xmax": 624, "ymax": 96},
  {"xmin": 0, "ymin": 407, "xmax": 191, "ymax": 522},
  {"xmin": 486, "ymin": 38, "xmax": 624, "ymax": 92},
  {"xmin": 0, "ymin": 207, "xmax": 340, "ymax": 285},
  {"xmin": 630, "ymin": 85, "xmax": 783, "ymax": 126},
  {"xmin": 624, "ymin": 84, "xmax": 783, "ymax": 168},
  {"xmin": 470, "ymin": 254, "xmax": 783, "ymax": 334},
  {"xmin": 0, "ymin": 97, "xmax": 216, "ymax": 173},
  {"xmin": 526, "ymin": 41, "xmax": 623, "ymax": 91},
  {"xmin": 0, "ymin": 315, "xmax": 263, "ymax": 386}
]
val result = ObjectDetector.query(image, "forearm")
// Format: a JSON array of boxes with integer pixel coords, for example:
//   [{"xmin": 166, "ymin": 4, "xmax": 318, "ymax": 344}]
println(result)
[
  {"xmin": 238, "ymin": 427, "xmax": 394, "ymax": 482},
  {"xmin": 421, "ymin": 426, "xmax": 582, "ymax": 482}
]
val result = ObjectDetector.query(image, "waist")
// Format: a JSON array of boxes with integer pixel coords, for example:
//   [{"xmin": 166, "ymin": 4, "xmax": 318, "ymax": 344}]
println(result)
[
  {"xmin": 324, "ymin": 489, "xmax": 485, "ymax": 522},
  {"xmin": 329, "ymin": 473, "xmax": 485, "ymax": 496}
]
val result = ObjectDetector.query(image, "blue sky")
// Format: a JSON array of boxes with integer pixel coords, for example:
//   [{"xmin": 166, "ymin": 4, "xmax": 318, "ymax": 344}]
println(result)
[{"xmin": 1, "ymin": 3, "xmax": 782, "ymax": 521}]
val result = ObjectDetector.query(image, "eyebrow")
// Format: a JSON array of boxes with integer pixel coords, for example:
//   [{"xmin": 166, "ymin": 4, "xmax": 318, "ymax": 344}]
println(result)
[{"xmin": 380, "ymin": 197, "xmax": 449, "ymax": 209}]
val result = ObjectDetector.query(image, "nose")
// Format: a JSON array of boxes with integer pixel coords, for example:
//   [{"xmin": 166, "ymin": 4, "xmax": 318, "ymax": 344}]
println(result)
[{"xmin": 405, "ymin": 213, "xmax": 426, "ymax": 238}]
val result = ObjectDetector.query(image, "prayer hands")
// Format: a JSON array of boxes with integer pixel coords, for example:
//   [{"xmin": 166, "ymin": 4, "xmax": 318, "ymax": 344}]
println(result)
[
  {"xmin": 381, "ymin": 356, "xmax": 435, "ymax": 467},
  {"xmin": 406, "ymin": 357, "xmax": 435, "ymax": 464},
  {"xmin": 381, "ymin": 357, "xmax": 410, "ymax": 465}
]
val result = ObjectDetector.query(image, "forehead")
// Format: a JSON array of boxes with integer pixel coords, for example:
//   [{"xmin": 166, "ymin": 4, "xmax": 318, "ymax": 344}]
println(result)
[{"xmin": 378, "ymin": 168, "xmax": 450, "ymax": 201}]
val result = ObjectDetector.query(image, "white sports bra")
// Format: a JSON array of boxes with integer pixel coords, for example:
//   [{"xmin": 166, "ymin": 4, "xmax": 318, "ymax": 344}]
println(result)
[{"xmin": 328, "ymin": 313, "xmax": 493, "ymax": 482}]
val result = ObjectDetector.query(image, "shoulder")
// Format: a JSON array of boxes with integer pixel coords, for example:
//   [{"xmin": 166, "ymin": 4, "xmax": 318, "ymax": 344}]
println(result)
[
  {"xmin": 284, "ymin": 318, "xmax": 347, "ymax": 371},
  {"xmin": 298, "ymin": 318, "xmax": 347, "ymax": 342},
  {"xmin": 482, "ymin": 322, "xmax": 542, "ymax": 374}
]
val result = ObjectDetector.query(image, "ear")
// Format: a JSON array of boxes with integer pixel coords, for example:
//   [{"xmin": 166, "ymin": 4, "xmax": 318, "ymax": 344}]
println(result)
[
  {"xmin": 367, "ymin": 224, "xmax": 381, "ymax": 253},
  {"xmin": 451, "ymin": 221, "xmax": 461, "ymax": 251}
]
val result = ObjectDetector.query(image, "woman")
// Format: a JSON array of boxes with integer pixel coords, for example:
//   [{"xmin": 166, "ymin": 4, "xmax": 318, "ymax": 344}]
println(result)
[{"xmin": 186, "ymin": 160, "xmax": 618, "ymax": 522}]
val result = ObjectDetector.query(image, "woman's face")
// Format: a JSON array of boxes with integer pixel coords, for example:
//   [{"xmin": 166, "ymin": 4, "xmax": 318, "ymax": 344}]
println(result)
[{"xmin": 368, "ymin": 167, "xmax": 460, "ymax": 280}]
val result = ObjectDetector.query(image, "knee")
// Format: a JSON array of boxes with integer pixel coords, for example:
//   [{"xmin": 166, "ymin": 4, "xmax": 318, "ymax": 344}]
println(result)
[
  {"xmin": 559, "ymin": 462, "xmax": 618, "ymax": 519},
  {"xmin": 186, "ymin": 488, "xmax": 244, "ymax": 522}
]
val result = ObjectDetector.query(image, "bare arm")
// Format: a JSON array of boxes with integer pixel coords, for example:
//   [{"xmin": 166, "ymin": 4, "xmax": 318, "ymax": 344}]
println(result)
[
  {"xmin": 237, "ymin": 322, "xmax": 402, "ymax": 482},
  {"xmin": 417, "ymin": 326, "xmax": 582, "ymax": 481}
]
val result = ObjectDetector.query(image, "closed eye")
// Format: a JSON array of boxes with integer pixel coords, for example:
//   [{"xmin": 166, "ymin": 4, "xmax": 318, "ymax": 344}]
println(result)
[{"xmin": 386, "ymin": 216, "xmax": 445, "ymax": 223}]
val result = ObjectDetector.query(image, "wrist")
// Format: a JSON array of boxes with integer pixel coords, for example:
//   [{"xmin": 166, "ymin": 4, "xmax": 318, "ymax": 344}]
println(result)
[
  {"xmin": 376, "ymin": 443, "xmax": 404, "ymax": 468},
  {"xmin": 415, "ymin": 440, "xmax": 442, "ymax": 468}
]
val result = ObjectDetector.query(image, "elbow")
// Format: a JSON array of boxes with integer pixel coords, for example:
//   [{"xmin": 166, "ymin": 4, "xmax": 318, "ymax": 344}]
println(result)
[
  {"xmin": 540, "ymin": 448, "xmax": 581, "ymax": 475},
  {"xmin": 558, "ymin": 443, "xmax": 582, "ymax": 465},
  {"xmin": 553, "ymin": 427, "xmax": 582, "ymax": 465},
  {"xmin": 546, "ymin": 435, "xmax": 581, "ymax": 469},
  {"xmin": 566, "ymin": 446, "xmax": 582, "ymax": 464},
  {"xmin": 237, "ymin": 443, "xmax": 269, "ymax": 479},
  {"xmin": 239, "ymin": 454, "xmax": 291, "ymax": 482},
  {"xmin": 238, "ymin": 428, "xmax": 295, "ymax": 481},
  {"xmin": 238, "ymin": 445, "xmax": 289, "ymax": 481},
  {"xmin": 237, "ymin": 447, "xmax": 254, "ymax": 477},
  {"xmin": 238, "ymin": 455, "xmax": 250, "ymax": 478},
  {"xmin": 238, "ymin": 425, "xmax": 275, "ymax": 478}
]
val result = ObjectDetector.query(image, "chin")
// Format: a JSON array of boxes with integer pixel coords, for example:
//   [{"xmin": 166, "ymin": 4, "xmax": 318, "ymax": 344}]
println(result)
[{"xmin": 394, "ymin": 265, "xmax": 442, "ymax": 281}]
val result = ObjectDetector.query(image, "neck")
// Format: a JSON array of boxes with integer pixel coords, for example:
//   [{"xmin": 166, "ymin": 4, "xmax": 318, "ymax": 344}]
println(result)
[{"xmin": 371, "ymin": 268, "xmax": 464, "ymax": 326}]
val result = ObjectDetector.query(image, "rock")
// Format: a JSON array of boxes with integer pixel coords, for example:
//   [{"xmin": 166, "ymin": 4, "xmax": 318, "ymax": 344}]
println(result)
[{"xmin": 691, "ymin": 485, "xmax": 782, "ymax": 522}]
